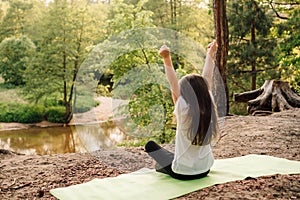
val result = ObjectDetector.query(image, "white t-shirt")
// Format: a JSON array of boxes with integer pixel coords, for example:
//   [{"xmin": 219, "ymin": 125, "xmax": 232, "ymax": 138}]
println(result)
[{"xmin": 171, "ymin": 96, "xmax": 214, "ymax": 175}]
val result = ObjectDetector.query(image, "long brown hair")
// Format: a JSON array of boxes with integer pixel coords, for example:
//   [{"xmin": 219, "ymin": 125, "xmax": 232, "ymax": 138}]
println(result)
[{"xmin": 179, "ymin": 74, "xmax": 218, "ymax": 146}]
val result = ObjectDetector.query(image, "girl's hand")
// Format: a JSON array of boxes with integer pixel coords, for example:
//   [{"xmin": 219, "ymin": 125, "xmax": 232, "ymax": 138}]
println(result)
[
  {"xmin": 159, "ymin": 45, "xmax": 170, "ymax": 58},
  {"xmin": 207, "ymin": 40, "xmax": 218, "ymax": 59}
]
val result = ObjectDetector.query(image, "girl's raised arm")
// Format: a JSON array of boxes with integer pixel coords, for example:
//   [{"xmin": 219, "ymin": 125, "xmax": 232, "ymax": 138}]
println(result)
[
  {"xmin": 159, "ymin": 45, "xmax": 180, "ymax": 104},
  {"xmin": 202, "ymin": 40, "xmax": 217, "ymax": 91}
]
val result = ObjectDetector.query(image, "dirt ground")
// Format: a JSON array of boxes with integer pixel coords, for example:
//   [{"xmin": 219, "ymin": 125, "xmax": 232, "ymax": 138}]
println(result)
[{"xmin": 0, "ymin": 105, "xmax": 299, "ymax": 199}]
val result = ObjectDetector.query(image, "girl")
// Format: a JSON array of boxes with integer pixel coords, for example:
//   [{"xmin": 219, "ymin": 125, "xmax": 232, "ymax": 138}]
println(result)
[{"xmin": 145, "ymin": 41, "xmax": 219, "ymax": 180}]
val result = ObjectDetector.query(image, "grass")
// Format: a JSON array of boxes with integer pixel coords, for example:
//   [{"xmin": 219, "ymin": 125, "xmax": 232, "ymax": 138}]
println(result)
[
  {"xmin": 117, "ymin": 138, "xmax": 150, "ymax": 147},
  {"xmin": 0, "ymin": 76, "xmax": 30, "ymax": 108},
  {"xmin": 0, "ymin": 80, "xmax": 28, "ymax": 104}
]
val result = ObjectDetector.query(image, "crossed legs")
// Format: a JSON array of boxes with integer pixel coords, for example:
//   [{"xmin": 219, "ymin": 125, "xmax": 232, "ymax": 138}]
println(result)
[{"xmin": 145, "ymin": 140, "xmax": 209, "ymax": 180}]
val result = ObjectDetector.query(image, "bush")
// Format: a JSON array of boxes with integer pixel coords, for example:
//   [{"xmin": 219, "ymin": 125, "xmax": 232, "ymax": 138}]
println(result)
[
  {"xmin": 43, "ymin": 98, "xmax": 64, "ymax": 107},
  {"xmin": 96, "ymin": 84, "xmax": 112, "ymax": 97},
  {"xmin": 0, "ymin": 104, "xmax": 13, "ymax": 122},
  {"xmin": 45, "ymin": 106, "xmax": 66, "ymax": 123},
  {"xmin": 74, "ymin": 95, "xmax": 99, "ymax": 113},
  {"xmin": 0, "ymin": 36, "xmax": 36, "ymax": 86},
  {"xmin": 0, "ymin": 103, "xmax": 44, "ymax": 123},
  {"xmin": 229, "ymin": 102, "xmax": 248, "ymax": 115},
  {"xmin": 15, "ymin": 105, "xmax": 44, "ymax": 123}
]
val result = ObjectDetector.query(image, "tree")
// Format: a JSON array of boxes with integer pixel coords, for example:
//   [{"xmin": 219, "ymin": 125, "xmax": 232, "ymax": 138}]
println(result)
[
  {"xmin": 227, "ymin": 0, "xmax": 276, "ymax": 93},
  {"xmin": 0, "ymin": 0, "xmax": 33, "ymax": 41},
  {"xmin": 0, "ymin": 35, "xmax": 36, "ymax": 86},
  {"xmin": 103, "ymin": 0, "xmax": 173, "ymax": 142},
  {"xmin": 23, "ymin": 0, "xmax": 103, "ymax": 122},
  {"xmin": 213, "ymin": 0, "xmax": 229, "ymax": 115},
  {"xmin": 268, "ymin": 0, "xmax": 299, "ymax": 20},
  {"xmin": 144, "ymin": 0, "xmax": 170, "ymax": 27},
  {"xmin": 100, "ymin": 0, "xmax": 218, "ymax": 141},
  {"xmin": 144, "ymin": 0, "xmax": 214, "ymax": 47},
  {"xmin": 106, "ymin": 0, "xmax": 154, "ymax": 35},
  {"xmin": 275, "ymin": 6, "xmax": 300, "ymax": 93},
  {"xmin": 178, "ymin": 3, "xmax": 214, "ymax": 46},
  {"xmin": 0, "ymin": 3, "xmax": 4, "ymax": 22}
]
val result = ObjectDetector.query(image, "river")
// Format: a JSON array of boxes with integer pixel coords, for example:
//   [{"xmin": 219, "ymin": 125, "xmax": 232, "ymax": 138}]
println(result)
[{"xmin": 0, "ymin": 123, "xmax": 126, "ymax": 155}]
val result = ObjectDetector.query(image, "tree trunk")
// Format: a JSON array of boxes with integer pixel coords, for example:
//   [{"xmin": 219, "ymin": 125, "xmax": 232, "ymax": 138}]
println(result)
[
  {"xmin": 213, "ymin": 0, "xmax": 229, "ymax": 115},
  {"xmin": 251, "ymin": 18, "xmax": 256, "ymax": 90},
  {"xmin": 170, "ymin": 0, "xmax": 174, "ymax": 24},
  {"xmin": 234, "ymin": 80, "xmax": 300, "ymax": 115},
  {"xmin": 64, "ymin": 101, "xmax": 72, "ymax": 123}
]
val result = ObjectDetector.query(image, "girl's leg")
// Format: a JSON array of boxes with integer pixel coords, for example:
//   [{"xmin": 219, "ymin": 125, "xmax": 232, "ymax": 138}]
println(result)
[
  {"xmin": 169, "ymin": 170, "xmax": 210, "ymax": 180},
  {"xmin": 145, "ymin": 140, "xmax": 210, "ymax": 180},
  {"xmin": 144, "ymin": 140, "xmax": 174, "ymax": 173}
]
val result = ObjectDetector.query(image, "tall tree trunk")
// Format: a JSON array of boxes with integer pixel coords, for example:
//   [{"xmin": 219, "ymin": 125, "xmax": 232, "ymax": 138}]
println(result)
[
  {"xmin": 65, "ymin": 101, "xmax": 72, "ymax": 123},
  {"xmin": 174, "ymin": 0, "xmax": 177, "ymax": 25},
  {"xmin": 63, "ymin": 35, "xmax": 69, "ymax": 123},
  {"xmin": 62, "ymin": 27, "xmax": 72, "ymax": 123},
  {"xmin": 172, "ymin": 0, "xmax": 180, "ymax": 68},
  {"xmin": 251, "ymin": 8, "xmax": 256, "ymax": 90},
  {"xmin": 170, "ymin": 0, "xmax": 174, "ymax": 24},
  {"xmin": 213, "ymin": 0, "xmax": 229, "ymax": 115}
]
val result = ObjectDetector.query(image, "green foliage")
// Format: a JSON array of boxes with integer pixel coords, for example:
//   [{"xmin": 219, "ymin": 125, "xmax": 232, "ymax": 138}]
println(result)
[
  {"xmin": 227, "ymin": 0, "xmax": 277, "ymax": 96},
  {"xmin": 112, "ymin": 63, "xmax": 177, "ymax": 143},
  {"xmin": 100, "ymin": 0, "xmax": 209, "ymax": 142},
  {"xmin": 107, "ymin": 0, "xmax": 155, "ymax": 35},
  {"xmin": 276, "ymin": 8, "xmax": 300, "ymax": 93},
  {"xmin": 227, "ymin": 1, "xmax": 300, "ymax": 112},
  {"xmin": 103, "ymin": 0, "xmax": 174, "ymax": 142},
  {"xmin": 0, "ymin": 103, "xmax": 43, "ymax": 123},
  {"xmin": 21, "ymin": 0, "xmax": 104, "ymax": 121},
  {"xmin": 43, "ymin": 97, "xmax": 64, "ymax": 107},
  {"xmin": 0, "ymin": 0, "xmax": 33, "ymax": 40},
  {"xmin": 0, "ymin": 82, "xmax": 28, "ymax": 105},
  {"xmin": 229, "ymin": 102, "xmax": 248, "ymax": 116},
  {"xmin": 117, "ymin": 137, "xmax": 150, "ymax": 147},
  {"xmin": 45, "ymin": 106, "xmax": 65, "ymax": 123},
  {"xmin": 228, "ymin": 0, "xmax": 272, "ymax": 38},
  {"xmin": 15, "ymin": 104, "xmax": 44, "ymax": 123},
  {"xmin": 96, "ymin": 69, "xmax": 113, "ymax": 96},
  {"xmin": 127, "ymin": 83, "xmax": 170, "ymax": 132},
  {"xmin": 0, "ymin": 35, "xmax": 36, "ymax": 86},
  {"xmin": 144, "ymin": 0, "xmax": 214, "ymax": 47},
  {"xmin": 0, "ymin": 3, "xmax": 3, "ymax": 22},
  {"xmin": 96, "ymin": 84, "xmax": 112, "ymax": 97},
  {"xmin": 0, "ymin": 0, "xmax": 297, "ymax": 137},
  {"xmin": 117, "ymin": 128, "xmax": 175, "ymax": 146},
  {"xmin": 173, "ymin": 2, "xmax": 214, "ymax": 47},
  {"xmin": 74, "ymin": 94, "xmax": 99, "ymax": 113}
]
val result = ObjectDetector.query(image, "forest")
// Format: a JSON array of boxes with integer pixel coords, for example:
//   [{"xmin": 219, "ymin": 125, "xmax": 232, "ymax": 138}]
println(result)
[
  {"xmin": 0, "ymin": 0, "xmax": 299, "ymax": 142},
  {"xmin": 0, "ymin": 1, "xmax": 300, "ymax": 199}
]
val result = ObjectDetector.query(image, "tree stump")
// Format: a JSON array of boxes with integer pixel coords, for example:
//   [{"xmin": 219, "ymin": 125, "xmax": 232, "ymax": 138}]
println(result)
[{"xmin": 234, "ymin": 80, "xmax": 300, "ymax": 115}]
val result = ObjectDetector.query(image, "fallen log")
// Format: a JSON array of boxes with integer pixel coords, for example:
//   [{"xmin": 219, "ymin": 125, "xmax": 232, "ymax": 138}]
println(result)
[{"xmin": 234, "ymin": 80, "xmax": 300, "ymax": 115}]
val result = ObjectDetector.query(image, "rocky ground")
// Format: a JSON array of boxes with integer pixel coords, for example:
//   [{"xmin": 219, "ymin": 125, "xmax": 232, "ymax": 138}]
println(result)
[{"xmin": 0, "ymin": 105, "xmax": 299, "ymax": 199}]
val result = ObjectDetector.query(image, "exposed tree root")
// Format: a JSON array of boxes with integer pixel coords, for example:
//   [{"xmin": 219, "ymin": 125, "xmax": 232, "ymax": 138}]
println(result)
[{"xmin": 234, "ymin": 80, "xmax": 300, "ymax": 115}]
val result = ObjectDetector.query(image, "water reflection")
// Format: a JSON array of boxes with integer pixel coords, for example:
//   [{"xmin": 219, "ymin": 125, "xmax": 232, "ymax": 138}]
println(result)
[
  {"xmin": 73, "ymin": 123, "xmax": 126, "ymax": 152},
  {"xmin": 0, "ymin": 123, "xmax": 126, "ymax": 155}
]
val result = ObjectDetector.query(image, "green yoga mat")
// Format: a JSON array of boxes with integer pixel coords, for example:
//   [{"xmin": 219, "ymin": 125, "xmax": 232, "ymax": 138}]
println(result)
[{"xmin": 50, "ymin": 154, "xmax": 300, "ymax": 200}]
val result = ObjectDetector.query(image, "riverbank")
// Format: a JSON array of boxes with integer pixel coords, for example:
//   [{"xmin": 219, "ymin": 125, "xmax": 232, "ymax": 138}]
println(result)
[
  {"xmin": 1, "ymin": 108, "xmax": 299, "ymax": 199},
  {"xmin": 0, "ymin": 96, "xmax": 118, "ymax": 131},
  {"xmin": 0, "ymin": 121, "xmax": 65, "ymax": 131}
]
